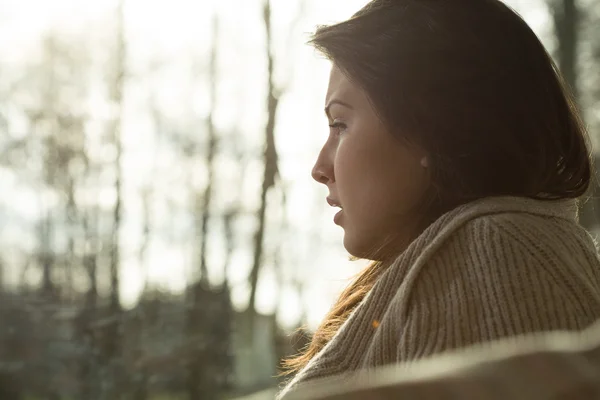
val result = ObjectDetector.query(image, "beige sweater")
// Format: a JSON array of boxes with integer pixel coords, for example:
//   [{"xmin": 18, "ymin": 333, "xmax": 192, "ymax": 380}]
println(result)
[
  {"xmin": 284, "ymin": 319, "xmax": 600, "ymax": 399},
  {"xmin": 278, "ymin": 196, "xmax": 600, "ymax": 399}
]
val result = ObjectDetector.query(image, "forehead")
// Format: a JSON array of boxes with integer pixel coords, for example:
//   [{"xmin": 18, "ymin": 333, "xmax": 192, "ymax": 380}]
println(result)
[{"xmin": 325, "ymin": 66, "xmax": 361, "ymax": 105}]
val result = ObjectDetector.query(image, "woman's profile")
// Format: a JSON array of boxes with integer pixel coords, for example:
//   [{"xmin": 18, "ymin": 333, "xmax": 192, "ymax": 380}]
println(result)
[{"xmin": 277, "ymin": 0, "xmax": 600, "ymax": 397}]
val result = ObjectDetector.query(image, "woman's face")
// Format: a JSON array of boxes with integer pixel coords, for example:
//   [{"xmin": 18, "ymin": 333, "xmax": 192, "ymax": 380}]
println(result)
[{"xmin": 312, "ymin": 66, "xmax": 431, "ymax": 260}]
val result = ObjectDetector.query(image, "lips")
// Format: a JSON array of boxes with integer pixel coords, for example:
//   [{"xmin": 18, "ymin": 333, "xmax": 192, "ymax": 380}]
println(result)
[
  {"xmin": 333, "ymin": 209, "xmax": 343, "ymax": 225},
  {"xmin": 326, "ymin": 197, "xmax": 342, "ymax": 208},
  {"xmin": 327, "ymin": 197, "xmax": 344, "ymax": 225}
]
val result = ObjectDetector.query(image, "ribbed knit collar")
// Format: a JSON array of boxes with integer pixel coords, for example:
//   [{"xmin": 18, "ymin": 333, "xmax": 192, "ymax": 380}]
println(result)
[{"xmin": 456, "ymin": 196, "xmax": 579, "ymax": 222}]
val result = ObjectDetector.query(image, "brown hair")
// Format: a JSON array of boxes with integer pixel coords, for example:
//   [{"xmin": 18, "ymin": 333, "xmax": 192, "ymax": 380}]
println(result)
[{"xmin": 282, "ymin": 0, "xmax": 591, "ymax": 375}]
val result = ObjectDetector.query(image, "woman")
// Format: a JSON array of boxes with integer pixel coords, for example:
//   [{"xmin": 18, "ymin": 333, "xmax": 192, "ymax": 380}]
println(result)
[{"xmin": 277, "ymin": 0, "xmax": 600, "ymax": 398}]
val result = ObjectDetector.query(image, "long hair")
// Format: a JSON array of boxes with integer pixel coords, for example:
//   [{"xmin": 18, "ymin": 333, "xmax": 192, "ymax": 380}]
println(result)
[{"xmin": 282, "ymin": 0, "xmax": 591, "ymax": 375}]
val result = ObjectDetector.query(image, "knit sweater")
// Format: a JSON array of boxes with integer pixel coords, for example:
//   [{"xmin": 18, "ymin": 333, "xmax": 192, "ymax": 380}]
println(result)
[
  {"xmin": 284, "ymin": 319, "xmax": 600, "ymax": 400},
  {"xmin": 277, "ymin": 196, "xmax": 600, "ymax": 399}
]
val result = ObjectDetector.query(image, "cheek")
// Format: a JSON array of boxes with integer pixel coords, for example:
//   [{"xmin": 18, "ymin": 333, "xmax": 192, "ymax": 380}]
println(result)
[
  {"xmin": 385, "ymin": 161, "xmax": 429, "ymax": 214},
  {"xmin": 370, "ymin": 160, "xmax": 427, "ymax": 226},
  {"xmin": 332, "ymin": 139, "xmax": 366, "ymax": 204},
  {"xmin": 336, "ymin": 138, "xmax": 428, "ymax": 224}
]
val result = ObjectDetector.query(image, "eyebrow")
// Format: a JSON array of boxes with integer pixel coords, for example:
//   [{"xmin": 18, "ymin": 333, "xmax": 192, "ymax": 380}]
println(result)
[{"xmin": 324, "ymin": 99, "xmax": 354, "ymax": 118}]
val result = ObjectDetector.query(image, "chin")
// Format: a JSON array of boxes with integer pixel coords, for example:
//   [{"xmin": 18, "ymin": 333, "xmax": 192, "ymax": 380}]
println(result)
[
  {"xmin": 342, "ymin": 234, "xmax": 359, "ymax": 257},
  {"xmin": 343, "ymin": 230, "xmax": 406, "ymax": 261},
  {"xmin": 343, "ymin": 234, "xmax": 378, "ymax": 260}
]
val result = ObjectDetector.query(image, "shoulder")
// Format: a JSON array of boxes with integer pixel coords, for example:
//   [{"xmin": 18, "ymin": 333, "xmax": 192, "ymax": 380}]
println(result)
[
  {"xmin": 421, "ymin": 210, "xmax": 600, "ymax": 304},
  {"xmin": 401, "ymin": 197, "xmax": 593, "ymax": 283},
  {"xmin": 395, "ymin": 210, "xmax": 600, "ymax": 360},
  {"xmin": 429, "ymin": 209, "xmax": 597, "ymax": 272}
]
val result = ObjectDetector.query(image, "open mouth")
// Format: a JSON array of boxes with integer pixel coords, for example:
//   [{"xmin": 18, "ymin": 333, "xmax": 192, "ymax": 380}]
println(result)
[{"xmin": 326, "ymin": 197, "xmax": 343, "ymax": 224}]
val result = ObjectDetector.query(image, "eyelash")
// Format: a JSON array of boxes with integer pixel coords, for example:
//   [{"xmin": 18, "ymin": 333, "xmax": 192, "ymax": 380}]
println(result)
[{"xmin": 329, "ymin": 121, "xmax": 347, "ymax": 134}]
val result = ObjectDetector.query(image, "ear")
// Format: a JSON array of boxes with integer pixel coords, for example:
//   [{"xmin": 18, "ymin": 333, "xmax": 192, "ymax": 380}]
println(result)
[{"xmin": 420, "ymin": 157, "xmax": 429, "ymax": 168}]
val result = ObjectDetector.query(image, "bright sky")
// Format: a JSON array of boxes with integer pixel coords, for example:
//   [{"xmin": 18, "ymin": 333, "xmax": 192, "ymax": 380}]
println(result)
[{"xmin": 0, "ymin": 0, "xmax": 549, "ymax": 330}]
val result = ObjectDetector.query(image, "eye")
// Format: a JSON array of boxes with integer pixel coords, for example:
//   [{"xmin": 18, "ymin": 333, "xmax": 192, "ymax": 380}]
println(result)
[{"xmin": 328, "ymin": 121, "xmax": 347, "ymax": 135}]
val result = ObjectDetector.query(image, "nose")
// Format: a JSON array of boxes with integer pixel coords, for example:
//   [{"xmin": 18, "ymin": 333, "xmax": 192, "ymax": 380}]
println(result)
[{"xmin": 311, "ymin": 147, "xmax": 334, "ymax": 185}]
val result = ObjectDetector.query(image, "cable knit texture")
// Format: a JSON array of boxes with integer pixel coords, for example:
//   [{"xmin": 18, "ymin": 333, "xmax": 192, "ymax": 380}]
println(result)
[{"xmin": 277, "ymin": 196, "xmax": 600, "ymax": 399}]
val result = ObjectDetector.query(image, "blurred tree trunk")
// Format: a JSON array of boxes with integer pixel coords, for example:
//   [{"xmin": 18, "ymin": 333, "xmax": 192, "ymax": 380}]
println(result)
[
  {"xmin": 222, "ymin": 126, "xmax": 250, "ymax": 285},
  {"xmin": 196, "ymin": 13, "xmax": 219, "ymax": 284},
  {"xmin": 131, "ymin": 188, "xmax": 151, "ymax": 400},
  {"xmin": 64, "ymin": 173, "xmax": 78, "ymax": 301},
  {"xmin": 248, "ymin": 0, "xmax": 280, "ymax": 317},
  {"xmin": 38, "ymin": 211, "xmax": 56, "ymax": 298},
  {"xmin": 0, "ymin": 258, "xmax": 4, "ymax": 290},
  {"xmin": 36, "ymin": 36, "xmax": 61, "ymax": 300},
  {"xmin": 84, "ymin": 207, "xmax": 99, "ymax": 310},
  {"xmin": 100, "ymin": 1, "xmax": 126, "ymax": 397},
  {"xmin": 222, "ymin": 209, "xmax": 235, "ymax": 286},
  {"xmin": 27, "ymin": 34, "xmax": 90, "ymax": 302},
  {"xmin": 139, "ymin": 186, "xmax": 152, "ymax": 293},
  {"xmin": 77, "ymin": 206, "xmax": 100, "ymax": 400},
  {"xmin": 185, "ymin": 13, "xmax": 225, "ymax": 400},
  {"xmin": 107, "ymin": 0, "xmax": 125, "ymax": 325},
  {"xmin": 550, "ymin": 0, "xmax": 599, "ymax": 229},
  {"xmin": 552, "ymin": 0, "xmax": 579, "ymax": 98}
]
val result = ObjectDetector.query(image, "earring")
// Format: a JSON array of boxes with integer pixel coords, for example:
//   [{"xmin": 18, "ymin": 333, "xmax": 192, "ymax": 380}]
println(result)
[{"xmin": 420, "ymin": 157, "xmax": 429, "ymax": 168}]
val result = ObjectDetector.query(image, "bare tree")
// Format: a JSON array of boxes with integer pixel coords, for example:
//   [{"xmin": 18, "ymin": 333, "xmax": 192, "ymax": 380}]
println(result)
[
  {"xmin": 37, "ymin": 210, "xmax": 56, "ymax": 298},
  {"xmin": 248, "ymin": 0, "xmax": 305, "ymax": 319},
  {"xmin": 106, "ymin": 0, "xmax": 126, "ymax": 322},
  {"xmin": 96, "ymin": 1, "xmax": 127, "ymax": 398},
  {"xmin": 76, "ymin": 205, "xmax": 102, "ymax": 400},
  {"xmin": 549, "ymin": 0, "xmax": 600, "ymax": 229},
  {"xmin": 248, "ymin": 0, "xmax": 282, "ymax": 318},
  {"xmin": 184, "ymin": 12, "xmax": 234, "ymax": 400},
  {"xmin": 551, "ymin": 0, "xmax": 580, "ymax": 98},
  {"xmin": 196, "ymin": 15, "xmax": 219, "ymax": 285},
  {"xmin": 2, "ymin": 33, "xmax": 91, "ymax": 301}
]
